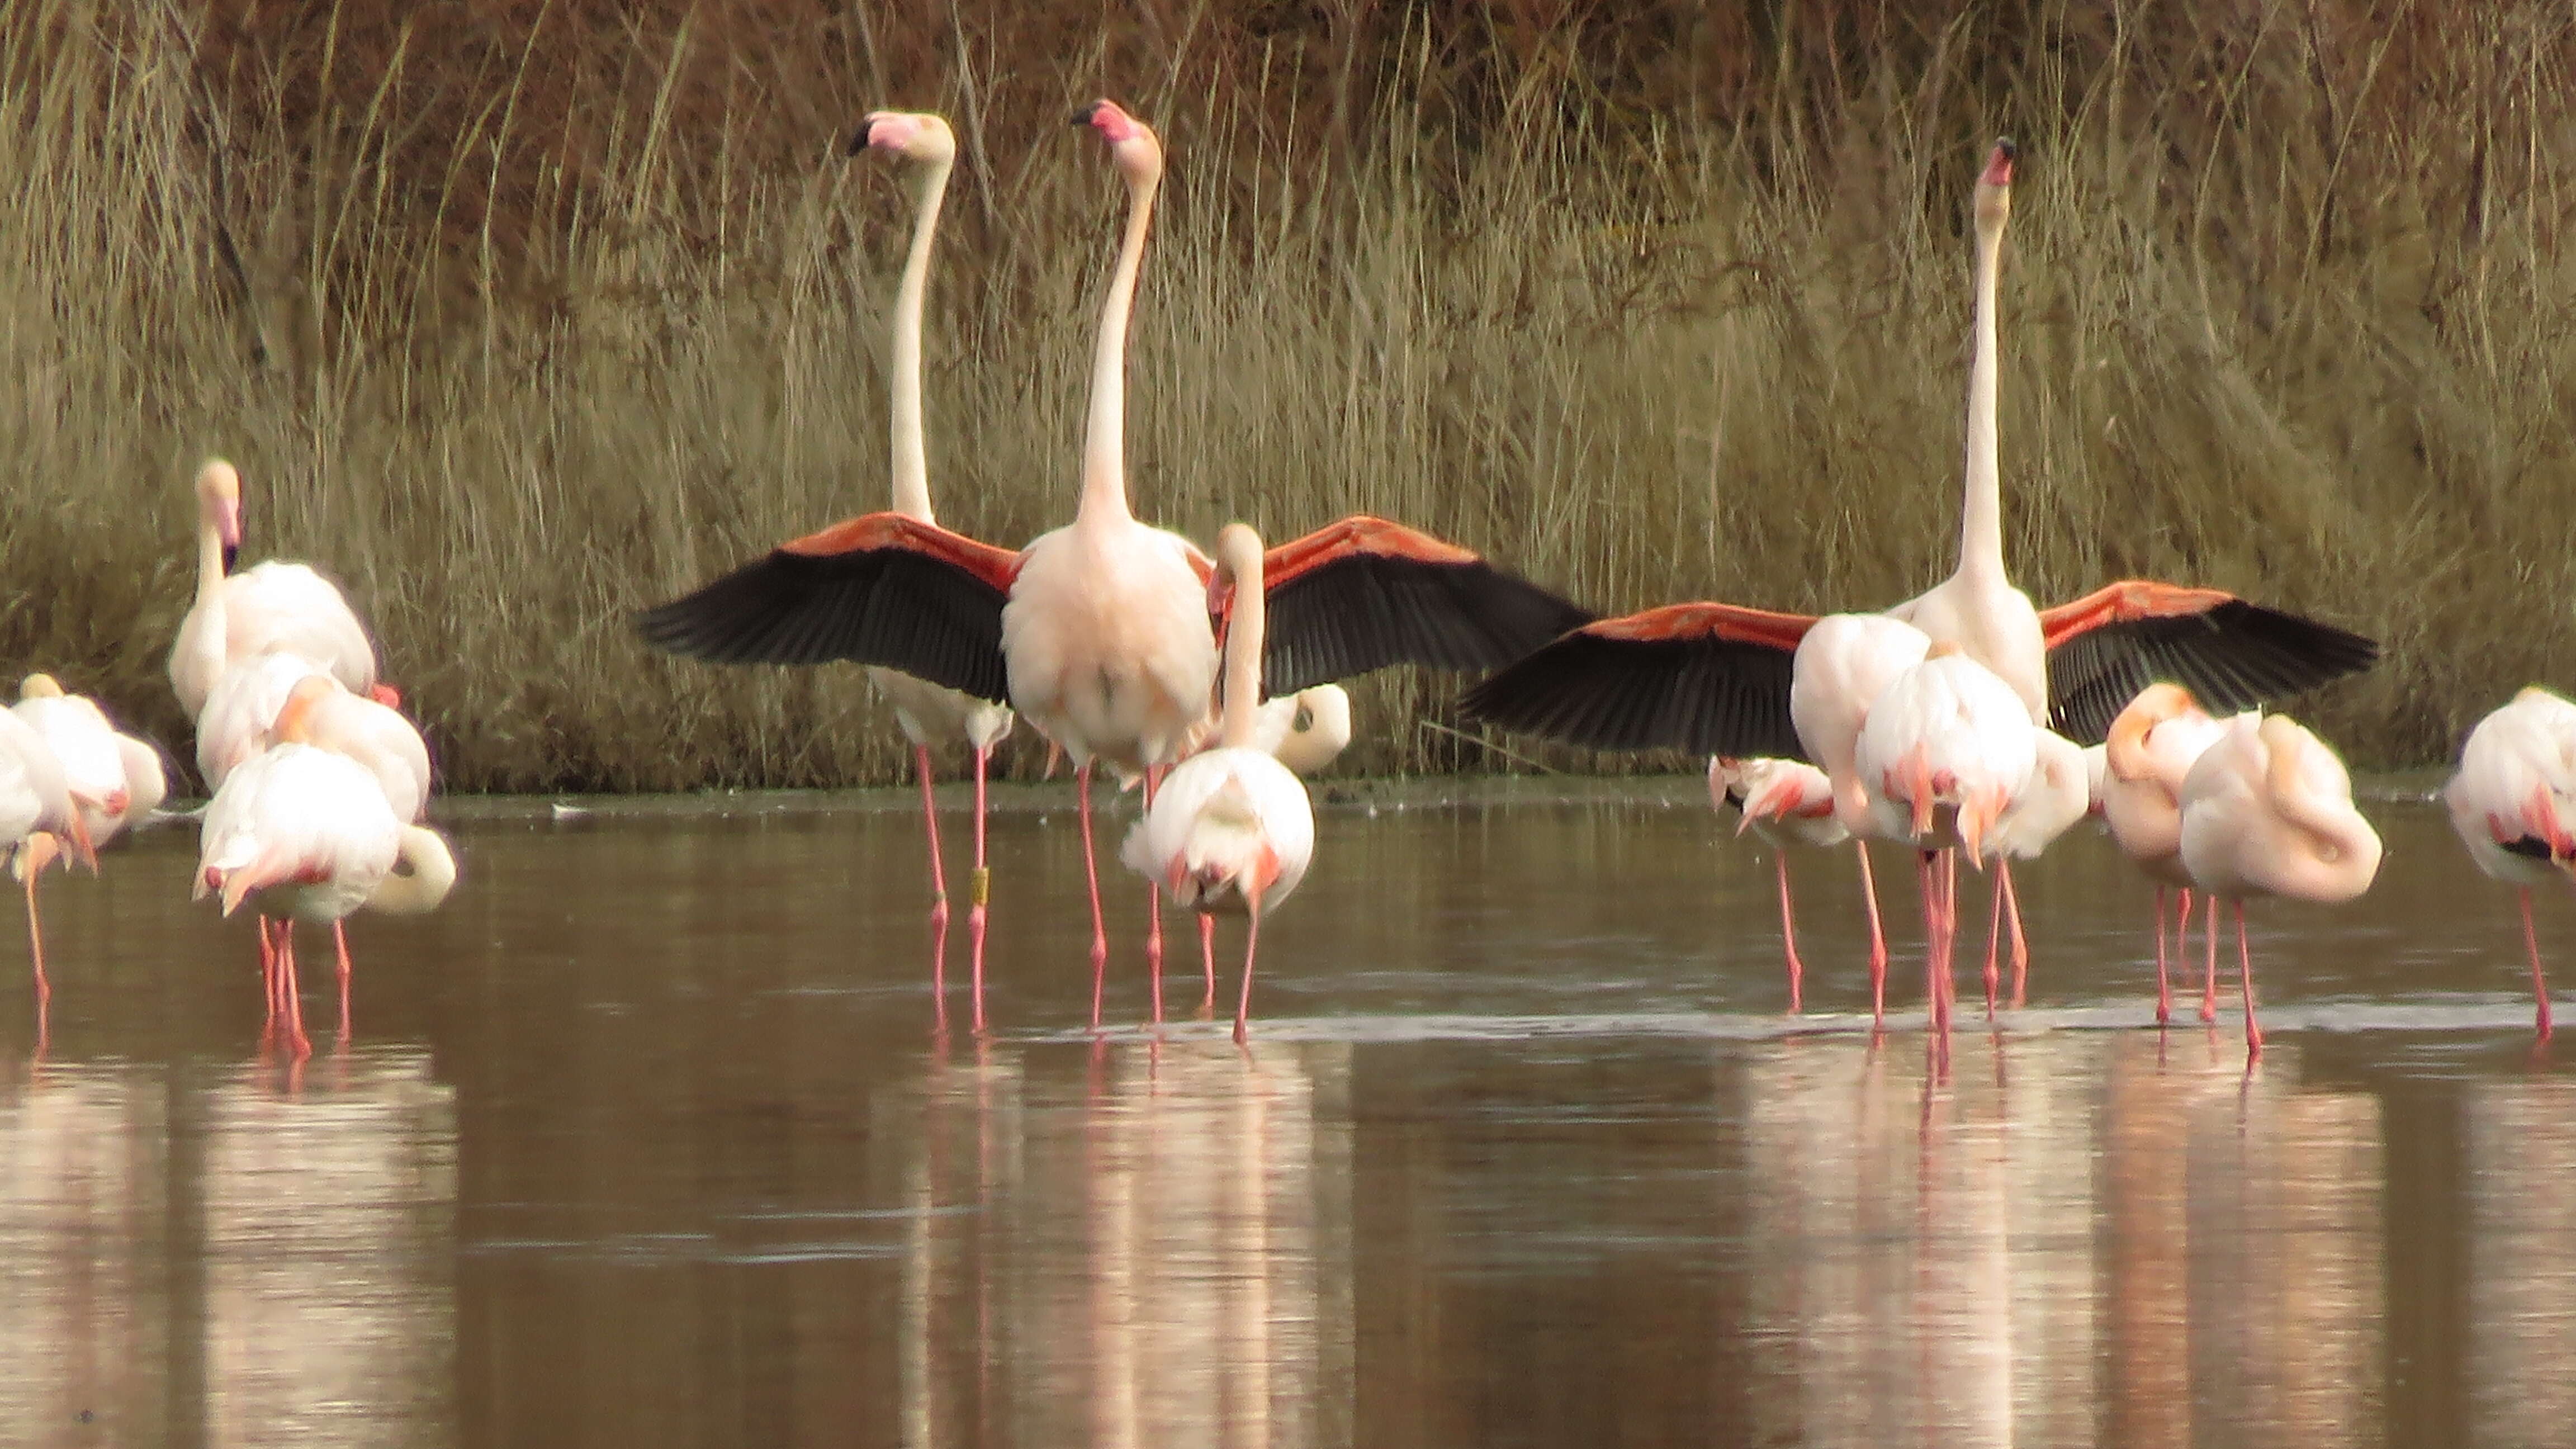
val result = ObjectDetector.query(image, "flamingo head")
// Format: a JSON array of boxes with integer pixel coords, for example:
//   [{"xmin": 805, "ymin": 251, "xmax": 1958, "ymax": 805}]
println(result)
[
  {"xmin": 196, "ymin": 457, "xmax": 244, "ymax": 568},
  {"xmin": 275, "ymin": 674, "xmax": 341, "ymax": 746},
  {"xmin": 1708, "ymin": 757, "xmax": 1749, "ymax": 818},
  {"xmin": 2106, "ymin": 681, "xmax": 2201, "ymax": 782},
  {"xmin": 20, "ymin": 673, "xmax": 62, "ymax": 701},
  {"xmin": 850, "ymin": 110, "xmax": 956, "ymax": 167},
  {"xmin": 1074, "ymin": 100, "xmax": 1162, "ymax": 185},
  {"xmin": 1975, "ymin": 137, "xmax": 2015, "ymax": 230}
]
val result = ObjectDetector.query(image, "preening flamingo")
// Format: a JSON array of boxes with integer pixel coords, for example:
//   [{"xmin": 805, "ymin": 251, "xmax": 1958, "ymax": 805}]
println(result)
[
  {"xmin": 2102, "ymin": 683, "xmax": 2232, "ymax": 1022},
  {"xmin": 638, "ymin": 100, "xmax": 1589, "ymax": 1030},
  {"xmin": 1248, "ymin": 685, "xmax": 1353, "ymax": 776},
  {"xmin": 1461, "ymin": 138, "xmax": 2375, "ymax": 752},
  {"xmin": 2177, "ymin": 713, "xmax": 2382, "ymax": 1058},
  {"xmin": 0, "ymin": 708, "xmax": 93, "ymax": 1005},
  {"xmin": 1853, "ymin": 644, "xmax": 2037, "ymax": 1034},
  {"xmin": 1120, "ymin": 524, "xmax": 1314, "ymax": 1045},
  {"xmin": 837, "ymin": 110, "xmax": 1018, "ymax": 1030},
  {"xmin": 168, "ymin": 459, "xmax": 385, "ymax": 718},
  {"xmin": 2442, "ymin": 686, "xmax": 2576, "ymax": 1039},
  {"xmin": 1976, "ymin": 726, "xmax": 2090, "ymax": 1012},
  {"xmin": 1789, "ymin": 611, "xmax": 1934, "ymax": 1019},
  {"xmin": 197, "ymin": 685, "xmax": 456, "ymax": 1055},
  {"xmin": 1710, "ymin": 755, "xmax": 1845, "ymax": 1012},
  {"xmin": 13, "ymin": 675, "xmax": 164, "ymax": 849}
]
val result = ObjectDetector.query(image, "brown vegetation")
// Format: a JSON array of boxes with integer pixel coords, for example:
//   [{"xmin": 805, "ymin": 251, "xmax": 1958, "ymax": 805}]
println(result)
[{"xmin": 2, "ymin": 0, "xmax": 2572, "ymax": 790}]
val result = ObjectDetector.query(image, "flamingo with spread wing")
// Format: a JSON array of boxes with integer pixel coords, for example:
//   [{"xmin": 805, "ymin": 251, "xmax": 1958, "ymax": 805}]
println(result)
[{"xmin": 638, "ymin": 101, "xmax": 1589, "ymax": 1029}]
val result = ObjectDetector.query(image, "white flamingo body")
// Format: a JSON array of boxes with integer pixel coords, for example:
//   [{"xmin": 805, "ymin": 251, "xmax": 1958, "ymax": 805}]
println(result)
[
  {"xmin": 169, "ymin": 460, "xmax": 379, "ymax": 718},
  {"xmin": 1855, "ymin": 651, "xmax": 2035, "ymax": 855},
  {"xmin": 1003, "ymin": 518, "xmax": 1214, "ymax": 779},
  {"xmin": 198, "ymin": 744, "xmax": 405, "ymax": 925},
  {"xmin": 1987, "ymin": 728, "xmax": 2091, "ymax": 863},
  {"xmin": 2441, "ymin": 686, "xmax": 2576, "ymax": 1038},
  {"xmin": 11, "ymin": 680, "xmax": 144, "ymax": 846},
  {"xmin": 0, "ymin": 712, "xmax": 78, "ymax": 863},
  {"xmin": 1715, "ymin": 756, "xmax": 1848, "ymax": 852},
  {"xmin": 2177, "ymin": 713, "xmax": 2381, "ymax": 1054},
  {"xmin": 197, "ymin": 651, "xmax": 333, "ymax": 790},
  {"xmin": 2103, "ymin": 689, "xmax": 2232, "ymax": 886},
  {"xmin": 286, "ymin": 676, "xmax": 434, "ymax": 822},
  {"xmin": 1790, "ymin": 612, "xmax": 1934, "ymax": 828}
]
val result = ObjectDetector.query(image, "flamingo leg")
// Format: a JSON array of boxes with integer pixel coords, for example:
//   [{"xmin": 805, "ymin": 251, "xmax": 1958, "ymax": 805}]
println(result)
[
  {"xmin": 2152, "ymin": 885, "xmax": 2172, "ymax": 1027},
  {"xmin": 282, "ymin": 926, "xmax": 311, "ymax": 1060},
  {"xmin": 1775, "ymin": 852, "xmax": 1803, "ymax": 1015},
  {"xmin": 2234, "ymin": 901, "xmax": 2261, "ymax": 1058},
  {"xmin": 2520, "ymin": 887, "xmax": 2553, "ymax": 1041},
  {"xmin": 1917, "ymin": 853, "xmax": 1948, "ymax": 1038},
  {"xmin": 1076, "ymin": 764, "xmax": 1108, "ymax": 1030},
  {"xmin": 1942, "ymin": 849, "xmax": 1962, "ymax": 1018},
  {"xmin": 1857, "ymin": 841, "xmax": 1888, "ymax": 1026},
  {"xmin": 1198, "ymin": 914, "xmax": 1218, "ymax": 1019},
  {"xmin": 1143, "ymin": 765, "xmax": 1166, "ymax": 1025},
  {"xmin": 915, "ymin": 745, "xmax": 951, "ymax": 1028},
  {"xmin": 22, "ymin": 868, "xmax": 46, "ymax": 1008},
  {"xmin": 2200, "ymin": 892, "xmax": 2221, "ymax": 1025},
  {"xmin": 333, "ymin": 920, "xmax": 355, "ymax": 1039},
  {"xmin": 1982, "ymin": 863, "xmax": 2005, "ymax": 1021},
  {"xmin": 968, "ymin": 744, "xmax": 992, "ymax": 1035},
  {"xmin": 1234, "ymin": 906, "xmax": 1265, "ymax": 1047},
  {"xmin": 2004, "ymin": 861, "xmax": 2029, "ymax": 1008}
]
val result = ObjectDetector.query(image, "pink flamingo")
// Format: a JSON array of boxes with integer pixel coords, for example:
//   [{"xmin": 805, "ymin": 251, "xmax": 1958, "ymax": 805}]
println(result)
[
  {"xmin": 2442, "ymin": 686, "xmax": 2576, "ymax": 1039},
  {"xmin": 2176, "ymin": 714, "xmax": 2382, "ymax": 1058},
  {"xmin": 2101, "ymin": 683, "xmax": 2232, "ymax": 1024},
  {"xmin": 0, "ymin": 707, "xmax": 96, "ymax": 1008},
  {"xmin": 1121, "ymin": 525, "xmax": 1315, "ymax": 1045},
  {"xmin": 1709, "ymin": 756, "xmax": 1845, "ymax": 1013},
  {"xmin": 169, "ymin": 460, "xmax": 388, "ymax": 718},
  {"xmin": 640, "ymin": 102, "xmax": 1587, "ymax": 1030}
]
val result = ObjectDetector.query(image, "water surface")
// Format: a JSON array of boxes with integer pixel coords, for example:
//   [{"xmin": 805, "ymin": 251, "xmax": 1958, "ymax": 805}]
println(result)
[{"xmin": 2, "ymin": 780, "xmax": 2572, "ymax": 1447}]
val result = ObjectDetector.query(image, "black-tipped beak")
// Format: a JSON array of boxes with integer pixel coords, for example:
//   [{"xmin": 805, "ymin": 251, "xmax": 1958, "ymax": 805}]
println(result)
[
  {"xmin": 1996, "ymin": 136, "xmax": 2018, "ymax": 164},
  {"xmin": 846, "ymin": 116, "xmax": 879, "ymax": 157},
  {"xmin": 221, "ymin": 542, "xmax": 239, "ymax": 575},
  {"xmin": 1071, "ymin": 102, "xmax": 1102, "ymax": 128}
]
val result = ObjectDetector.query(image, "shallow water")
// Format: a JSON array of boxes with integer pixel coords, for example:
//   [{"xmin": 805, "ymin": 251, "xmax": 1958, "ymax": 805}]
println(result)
[{"xmin": 2, "ymin": 780, "xmax": 2573, "ymax": 1447}]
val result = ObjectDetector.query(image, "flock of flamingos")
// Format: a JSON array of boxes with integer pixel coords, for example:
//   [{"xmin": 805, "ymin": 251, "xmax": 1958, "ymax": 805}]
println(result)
[{"xmin": 3, "ymin": 101, "xmax": 2572, "ymax": 1059}]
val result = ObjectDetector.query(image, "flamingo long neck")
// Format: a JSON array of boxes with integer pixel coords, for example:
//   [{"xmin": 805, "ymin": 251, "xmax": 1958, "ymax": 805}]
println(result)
[
  {"xmin": 1956, "ymin": 216, "xmax": 2007, "ymax": 584},
  {"xmin": 367, "ymin": 827, "xmax": 458, "ymax": 916},
  {"xmin": 888, "ymin": 156, "xmax": 951, "ymax": 523},
  {"xmin": 187, "ymin": 505, "xmax": 231, "ymax": 684},
  {"xmin": 1217, "ymin": 541, "xmax": 1265, "ymax": 751},
  {"xmin": 1079, "ymin": 167, "xmax": 1159, "ymax": 526}
]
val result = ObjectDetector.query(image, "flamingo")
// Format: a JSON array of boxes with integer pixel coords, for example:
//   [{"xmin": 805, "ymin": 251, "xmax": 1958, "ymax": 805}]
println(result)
[
  {"xmin": 1248, "ymin": 686, "xmax": 1353, "ymax": 776},
  {"xmin": 197, "ymin": 685, "xmax": 457, "ymax": 1055},
  {"xmin": 2101, "ymin": 683, "xmax": 2233, "ymax": 1024},
  {"xmin": 837, "ymin": 111, "xmax": 1018, "ymax": 1030},
  {"xmin": 12, "ymin": 675, "xmax": 165, "ymax": 849},
  {"xmin": 197, "ymin": 650, "xmax": 342, "ymax": 792},
  {"xmin": 1461, "ymin": 138, "xmax": 2374, "ymax": 757},
  {"xmin": 168, "ymin": 459, "xmax": 386, "ymax": 718},
  {"xmin": 638, "ymin": 100, "xmax": 1588, "ymax": 1029},
  {"xmin": 0, "ymin": 708, "xmax": 93, "ymax": 1007},
  {"xmin": 1709, "ymin": 756, "xmax": 1845, "ymax": 1012},
  {"xmin": 1788, "ymin": 611, "xmax": 1934, "ymax": 1020},
  {"xmin": 1120, "ymin": 524, "xmax": 1314, "ymax": 1045},
  {"xmin": 2176, "ymin": 713, "xmax": 2383, "ymax": 1058},
  {"xmin": 1853, "ymin": 644, "xmax": 2037, "ymax": 1035},
  {"xmin": 2441, "ymin": 686, "xmax": 2576, "ymax": 1039},
  {"xmin": 1975, "ymin": 727, "xmax": 2091, "ymax": 1012}
]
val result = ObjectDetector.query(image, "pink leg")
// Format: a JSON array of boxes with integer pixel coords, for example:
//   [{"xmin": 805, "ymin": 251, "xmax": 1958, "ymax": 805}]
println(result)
[
  {"xmin": 282, "ymin": 927, "xmax": 311, "ymax": 1060},
  {"xmin": 2004, "ymin": 863, "xmax": 2029, "ymax": 1008},
  {"xmin": 968, "ymin": 745, "xmax": 992, "ymax": 1035},
  {"xmin": 1775, "ymin": 853, "xmax": 1804, "ymax": 1015},
  {"xmin": 1076, "ymin": 764, "xmax": 1108, "ymax": 1030},
  {"xmin": 1143, "ymin": 765, "xmax": 1167, "ymax": 1025},
  {"xmin": 2152, "ymin": 886, "xmax": 2172, "ymax": 1026},
  {"xmin": 1856, "ymin": 841, "xmax": 1888, "ymax": 1025},
  {"xmin": 2234, "ymin": 901, "xmax": 2261, "ymax": 1058},
  {"xmin": 333, "ymin": 920, "xmax": 355, "ymax": 1039},
  {"xmin": 2200, "ymin": 893, "xmax": 2220, "ymax": 1024},
  {"xmin": 259, "ymin": 919, "xmax": 279, "ymax": 1027},
  {"xmin": 2520, "ymin": 887, "xmax": 2553, "ymax": 1041},
  {"xmin": 22, "ymin": 869, "xmax": 46, "ymax": 1007},
  {"xmin": 1917, "ymin": 853, "xmax": 1948, "ymax": 1037},
  {"xmin": 1981, "ymin": 863, "xmax": 2005, "ymax": 1020},
  {"xmin": 1234, "ymin": 908, "xmax": 1265, "ymax": 1046},
  {"xmin": 1198, "ymin": 915, "xmax": 1218, "ymax": 1018},
  {"xmin": 915, "ymin": 745, "xmax": 951, "ymax": 1027},
  {"xmin": 1942, "ymin": 850, "xmax": 1963, "ymax": 1017}
]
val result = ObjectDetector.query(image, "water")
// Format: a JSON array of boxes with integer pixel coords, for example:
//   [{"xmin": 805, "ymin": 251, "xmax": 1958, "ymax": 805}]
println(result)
[{"xmin": 2, "ymin": 778, "xmax": 2573, "ymax": 1447}]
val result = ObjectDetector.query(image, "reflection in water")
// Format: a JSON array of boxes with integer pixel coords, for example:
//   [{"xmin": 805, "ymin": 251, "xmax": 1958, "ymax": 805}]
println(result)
[
  {"xmin": 2470, "ymin": 1079, "xmax": 2576, "ymax": 1447},
  {"xmin": 0, "ymin": 1050, "xmax": 454, "ymax": 1448}
]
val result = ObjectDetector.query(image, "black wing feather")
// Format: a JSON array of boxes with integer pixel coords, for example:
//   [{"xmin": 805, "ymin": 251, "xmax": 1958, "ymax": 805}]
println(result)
[
  {"xmin": 1460, "ymin": 632, "xmax": 1806, "ymax": 761},
  {"xmin": 1261, "ymin": 556, "xmax": 1596, "ymax": 695},
  {"xmin": 2047, "ymin": 600, "xmax": 2379, "ymax": 744},
  {"xmin": 635, "ymin": 549, "xmax": 1012, "ymax": 703}
]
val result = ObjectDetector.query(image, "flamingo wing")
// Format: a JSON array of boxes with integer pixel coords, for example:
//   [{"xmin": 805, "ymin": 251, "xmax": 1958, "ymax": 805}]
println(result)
[
  {"xmin": 1459, "ymin": 602, "xmax": 1816, "ymax": 759},
  {"xmin": 1248, "ymin": 517, "xmax": 1595, "ymax": 694},
  {"xmin": 635, "ymin": 513, "xmax": 1020, "ymax": 703},
  {"xmin": 2042, "ymin": 581, "xmax": 2379, "ymax": 745}
]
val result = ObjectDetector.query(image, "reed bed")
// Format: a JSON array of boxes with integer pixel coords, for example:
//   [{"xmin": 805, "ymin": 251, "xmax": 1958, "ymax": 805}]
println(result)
[{"xmin": 2, "ymin": 0, "xmax": 2572, "ymax": 790}]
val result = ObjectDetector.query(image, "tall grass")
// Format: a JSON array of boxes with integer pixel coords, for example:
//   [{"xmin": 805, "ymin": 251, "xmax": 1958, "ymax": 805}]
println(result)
[{"xmin": 2, "ymin": 0, "xmax": 2572, "ymax": 790}]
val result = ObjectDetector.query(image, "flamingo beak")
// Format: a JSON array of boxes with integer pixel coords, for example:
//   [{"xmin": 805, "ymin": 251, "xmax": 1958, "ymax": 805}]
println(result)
[
  {"xmin": 219, "ymin": 870, "xmax": 255, "ymax": 917},
  {"xmin": 64, "ymin": 813, "xmax": 97, "ymax": 874},
  {"xmin": 20, "ymin": 832, "xmax": 61, "ymax": 883},
  {"xmin": 195, "ymin": 865, "xmax": 220, "ymax": 904},
  {"xmin": 1958, "ymin": 788, "xmax": 2000, "ymax": 865},
  {"xmin": 216, "ymin": 496, "xmax": 243, "ymax": 571},
  {"xmin": 368, "ymin": 683, "xmax": 404, "ymax": 709}
]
